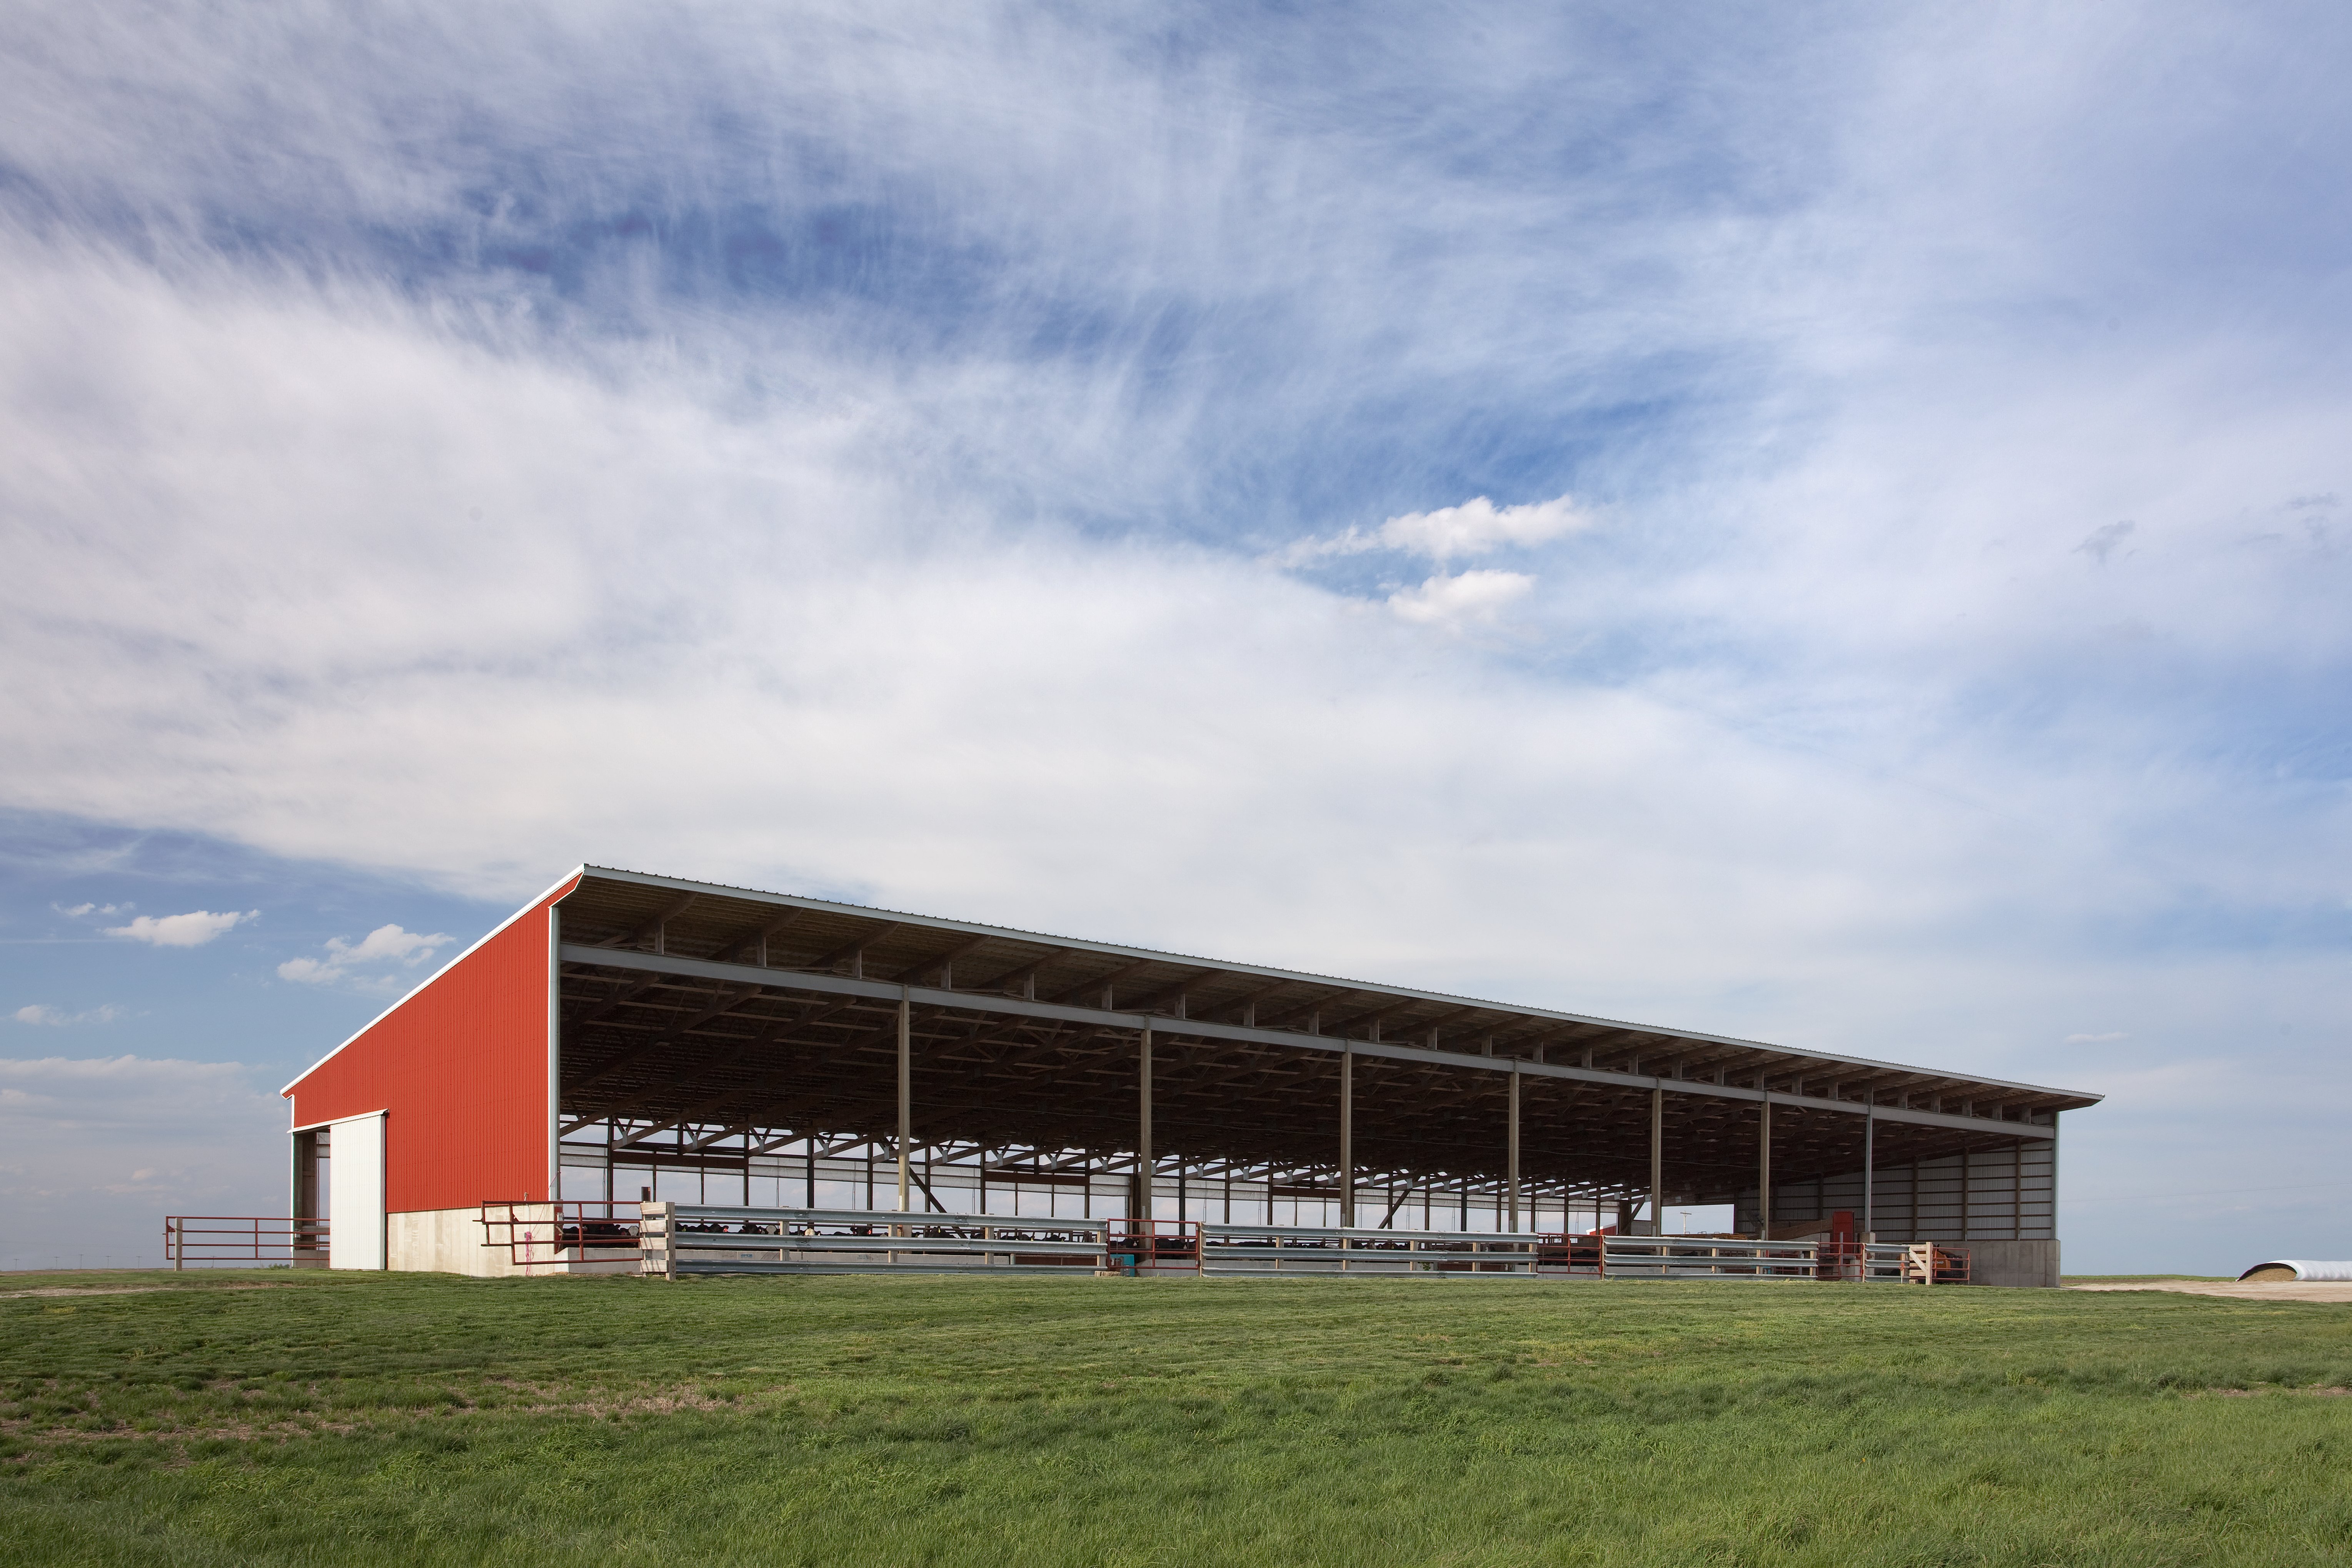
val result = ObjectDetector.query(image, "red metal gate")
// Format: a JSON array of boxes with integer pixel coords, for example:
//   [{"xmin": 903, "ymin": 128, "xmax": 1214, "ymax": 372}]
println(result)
[
  {"xmin": 1105, "ymin": 1218, "xmax": 1201, "ymax": 1274},
  {"xmin": 479, "ymin": 1200, "xmax": 644, "ymax": 1272},
  {"xmin": 163, "ymin": 1216, "xmax": 329, "ymax": 1268}
]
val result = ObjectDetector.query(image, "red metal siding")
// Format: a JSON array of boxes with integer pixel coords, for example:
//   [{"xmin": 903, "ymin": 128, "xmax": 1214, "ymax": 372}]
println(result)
[{"xmin": 285, "ymin": 879, "xmax": 575, "ymax": 1212}]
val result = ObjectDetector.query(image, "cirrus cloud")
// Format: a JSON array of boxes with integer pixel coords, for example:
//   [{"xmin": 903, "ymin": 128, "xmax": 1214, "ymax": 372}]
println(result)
[
  {"xmin": 1, "ymin": 4, "xmax": 2350, "ymax": 1277},
  {"xmin": 12, "ymin": 1003, "xmax": 127, "ymax": 1026}
]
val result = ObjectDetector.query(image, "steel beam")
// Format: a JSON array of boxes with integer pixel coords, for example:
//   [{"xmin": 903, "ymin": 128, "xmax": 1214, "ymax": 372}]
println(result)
[
  {"xmin": 558, "ymin": 944, "xmax": 2065, "ymax": 1141},
  {"xmin": 588, "ymin": 892, "xmax": 699, "ymax": 951},
  {"xmin": 570, "ymin": 868, "xmax": 2098, "ymax": 1108}
]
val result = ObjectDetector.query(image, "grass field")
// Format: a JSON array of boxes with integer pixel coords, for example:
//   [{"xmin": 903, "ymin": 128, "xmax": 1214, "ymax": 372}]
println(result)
[{"xmin": 6, "ymin": 1269, "xmax": 2352, "ymax": 1566}]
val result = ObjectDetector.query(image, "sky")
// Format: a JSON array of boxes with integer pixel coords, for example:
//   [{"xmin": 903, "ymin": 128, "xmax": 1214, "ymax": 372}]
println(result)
[{"xmin": 3, "ymin": 4, "xmax": 2348, "ymax": 1275}]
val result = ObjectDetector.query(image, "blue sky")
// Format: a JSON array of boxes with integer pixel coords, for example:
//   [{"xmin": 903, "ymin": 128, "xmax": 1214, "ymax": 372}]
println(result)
[{"xmin": 3, "ymin": 5, "xmax": 2349, "ymax": 1273}]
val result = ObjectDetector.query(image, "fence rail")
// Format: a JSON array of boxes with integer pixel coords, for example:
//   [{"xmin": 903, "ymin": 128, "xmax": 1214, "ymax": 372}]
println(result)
[
  {"xmin": 1199, "ymin": 1222, "xmax": 1558, "ymax": 1275},
  {"xmin": 644, "ymin": 1204, "xmax": 1113, "ymax": 1278},
  {"xmin": 162, "ymin": 1216, "xmax": 328, "ymax": 1268}
]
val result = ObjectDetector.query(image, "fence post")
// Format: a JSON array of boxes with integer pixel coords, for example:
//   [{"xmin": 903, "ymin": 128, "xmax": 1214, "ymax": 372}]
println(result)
[{"xmin": 639, "ymin": 1201, "xmax": 677, "ymax": 1280}]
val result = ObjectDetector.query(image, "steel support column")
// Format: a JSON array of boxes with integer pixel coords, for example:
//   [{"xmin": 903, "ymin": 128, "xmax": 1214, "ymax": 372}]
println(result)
[
  {"xmin": 1506, "ymin": 1060, "xmax": 1521, "ymax": 1233},
  {"xmin": 1861, "ymin": 1099, "xmax": 1875, "ymax": 1240},
  {"xmin": 895, "ymin": 990, "xmax": 911, "ymax": 1213},
  {"xmin": 1648, "ymin": 1086, "xmax": 1663, "ymax": 1233},
  {"xmin": 1134, "ymin": 1023, "xmax": 1153, "ymax": 1219},
  {"xmin": 1756, "ymin": 1094, "xmax": 1773, "ymax": 1239},
  {"xmin": 1338, "ymin": 1045, "xmax": 1354, "ymax": 1229},
  {"xmin": 2050, "ymin": 1111, "xmax": 2062, "ymax": 1250}
]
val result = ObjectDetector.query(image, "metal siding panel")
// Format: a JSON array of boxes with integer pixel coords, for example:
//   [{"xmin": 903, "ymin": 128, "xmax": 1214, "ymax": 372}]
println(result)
[{"xmin": 287, "ymin": 882, "xmax": 574, "ymax": 1211}]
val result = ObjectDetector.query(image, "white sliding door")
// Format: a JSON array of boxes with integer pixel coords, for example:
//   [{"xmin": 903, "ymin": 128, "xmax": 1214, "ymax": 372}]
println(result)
[{"xmin": 327, "ymin": 1111, "xmax": 387, "ymax": 1270}]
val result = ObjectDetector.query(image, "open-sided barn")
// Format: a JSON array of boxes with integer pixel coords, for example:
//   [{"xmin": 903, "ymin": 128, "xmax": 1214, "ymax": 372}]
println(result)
[{"xmin": 279, "ymin": 866, "xmax": 2097, "ymax": 1286}]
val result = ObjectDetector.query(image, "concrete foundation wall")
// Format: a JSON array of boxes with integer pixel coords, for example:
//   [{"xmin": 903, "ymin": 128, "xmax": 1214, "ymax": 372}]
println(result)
[
  {"xmin": 386, "ymin": 1206, "xmax": 638, "ymax": 1278},
  {"xmin": 1960, "ymin": 1238, "xmax": 2061, "ymax": 1288},
  {"xmin": 389, "ymin": 1206, "xmax": 521, "ymax": 1277}
]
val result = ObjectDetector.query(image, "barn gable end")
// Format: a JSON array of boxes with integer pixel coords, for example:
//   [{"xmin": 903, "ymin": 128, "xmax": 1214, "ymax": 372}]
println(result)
[{"xmin": 283, "ymin": 873, "xmax": 577, "ymax": 1217}]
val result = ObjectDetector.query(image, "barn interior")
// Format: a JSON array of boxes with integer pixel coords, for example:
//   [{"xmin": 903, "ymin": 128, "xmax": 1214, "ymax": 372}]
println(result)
[{"xmin": 549, "ymin": 869, "xmax": 2093, "ymax": 1248}]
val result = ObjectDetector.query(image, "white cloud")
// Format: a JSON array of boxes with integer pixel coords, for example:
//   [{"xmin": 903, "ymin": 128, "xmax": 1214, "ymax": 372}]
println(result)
[
  {"xmin": 53, "ymin": 902, "xmax": 128, "ymax": 918},
  {"xmin": 12, "ymin": 1003, "xmax": 126, "ymax": 1026},
  {"xmin": 1385, "ymin": 569, "xmax": 1536, "ymax": 628},
  {"xmin": 2063, "ymin": 1031, "xmax": 2128, "ymax": 1044},
  {"xmin": 278, "ymin": 923, "xmax": 454, "ymax": 989},
  {"xmin": 103, "ymin": 909, "xmax": 255, "ymax": 947},
  {"xmin": 1280, "ymin": 495, "xmax": 1592, "ymax": 567}
]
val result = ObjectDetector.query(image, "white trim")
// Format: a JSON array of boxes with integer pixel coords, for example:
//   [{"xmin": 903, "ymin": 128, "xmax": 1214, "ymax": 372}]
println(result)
[
  {"xmin": 279, "ymin": 866, "xmax": 586, "ymax": 1098},
  {"xmin": 547, "ymin": 902, "xmax": 562, "ymax": 1203}
]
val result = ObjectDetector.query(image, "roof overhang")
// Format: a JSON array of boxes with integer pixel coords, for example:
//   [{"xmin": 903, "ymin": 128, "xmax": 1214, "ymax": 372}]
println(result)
[
  {"xmin": 561, "ymin": 865, "xmax": 2100, "ymax": 1121},
  {"xmin": 542, "ymin": 867, "xmax": 2095, "ymax": 1198}
]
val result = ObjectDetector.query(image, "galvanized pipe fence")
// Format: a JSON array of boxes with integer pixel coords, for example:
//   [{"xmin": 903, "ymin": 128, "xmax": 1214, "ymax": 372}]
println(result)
[
  {"xmin": 515, "ymin": 1203, "xmax": 1962, "ymax": 1283},
  {"xmin": 640, "ymin": 1204, "xmax": 1114, "ymax": 1278}
]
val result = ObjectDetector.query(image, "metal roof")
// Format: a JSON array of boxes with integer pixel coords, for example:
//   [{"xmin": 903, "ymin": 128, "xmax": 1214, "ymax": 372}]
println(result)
[
  {"xmin": 547, "ymin": 867, "xmax": 2096, "ymax": 1205},
  {"xmin": 566, "ymin": 865, "xmax": 2102, "ymax": 1116}
]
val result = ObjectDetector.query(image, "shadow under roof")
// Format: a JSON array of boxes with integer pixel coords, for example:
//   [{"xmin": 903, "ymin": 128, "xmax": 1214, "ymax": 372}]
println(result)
[{"xmin": 550, "ymin": 866, "xmax": 2097, "ymax": 1202}]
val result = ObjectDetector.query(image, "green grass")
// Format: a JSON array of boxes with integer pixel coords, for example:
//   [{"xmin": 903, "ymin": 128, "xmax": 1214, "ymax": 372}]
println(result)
[{"xmin": 6, "ymin": 1269, "xmax": 2352, "ymax": 1566}]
